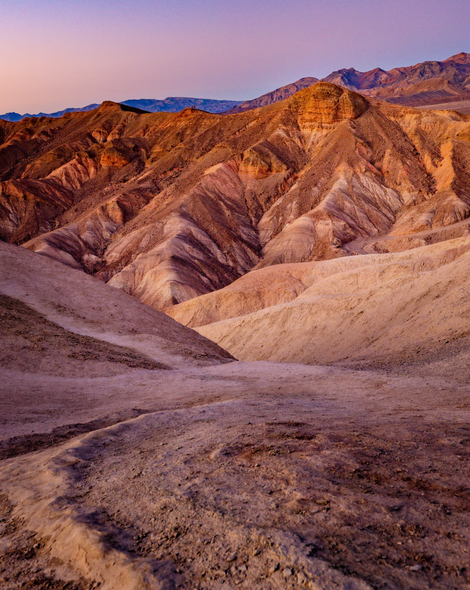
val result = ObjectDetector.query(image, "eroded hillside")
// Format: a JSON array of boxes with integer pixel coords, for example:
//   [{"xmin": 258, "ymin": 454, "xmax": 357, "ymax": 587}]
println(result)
[{"xmin": 1, "ymin": 83, "xmax": 470, "ymax": 310}]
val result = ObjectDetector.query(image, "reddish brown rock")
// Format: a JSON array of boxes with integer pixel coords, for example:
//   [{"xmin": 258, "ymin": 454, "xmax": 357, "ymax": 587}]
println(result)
[{"xmin": 0, "ymin": 85, "xmax": 470, "ymax": 311}]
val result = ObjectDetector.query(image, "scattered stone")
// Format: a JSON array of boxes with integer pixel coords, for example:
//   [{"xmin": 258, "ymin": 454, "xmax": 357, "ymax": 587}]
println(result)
[
  {"xmin": 283, "ymin": 567, "xmax": 293, "ymax": 578},
  {"xmin": 297, "ymin": 571, "xmax": 308, "ymax": 584}
]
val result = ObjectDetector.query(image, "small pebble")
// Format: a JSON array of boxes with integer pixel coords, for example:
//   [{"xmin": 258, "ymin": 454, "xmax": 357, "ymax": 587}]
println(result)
[
  {"xmin": 297, "ymin": 571, "xmax": 307, "ymax": 584},
  {"xmin": 283, "ymin": 567, "xmax": 293, "ymax": 577}
]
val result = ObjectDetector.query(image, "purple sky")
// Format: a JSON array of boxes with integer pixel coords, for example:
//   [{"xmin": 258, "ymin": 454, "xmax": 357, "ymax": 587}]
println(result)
[{"xmin": 2, "ymin": 0, "xmax": 469, "ymax": 114}]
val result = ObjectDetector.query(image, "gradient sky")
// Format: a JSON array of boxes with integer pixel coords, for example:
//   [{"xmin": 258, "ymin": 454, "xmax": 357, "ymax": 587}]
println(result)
[{"xmin": 2, "ymin": 0, "xmax": 469, "ymax": 114}]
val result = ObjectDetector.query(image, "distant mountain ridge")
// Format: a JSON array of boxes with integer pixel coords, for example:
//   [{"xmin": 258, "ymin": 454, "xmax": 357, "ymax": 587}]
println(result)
[
  {"xmin": 0, "ymin": 98, "xmax": 243, "ymax": 122},
  {"xmin": 323, "ymin": 52, "xmax": 470, "ymax": 100},
  {"xmin": 149, "ymin": 54, "xmax": 470, "ymax": 114},
  {"xmin": 3, "ymin": 52, "xmax": 469, "ymax": 122},
  {"xmin": 226, "ymin": 52, "xmax": 470, "ymax": 114},
  {"xmin": 0, "ymin": 104, "xmax": 100, "ymax": 122},
  {"xmin": 122, "ymin": 97, "xmax": 242, "ymax": 114},
  {"xmin": 225, "ymin": 77, "xmax": 319, "ymax": 114}
]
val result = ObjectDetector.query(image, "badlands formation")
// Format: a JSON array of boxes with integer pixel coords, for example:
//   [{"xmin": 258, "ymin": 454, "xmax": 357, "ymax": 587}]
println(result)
[
  {"xmin": 1, "ymin": 76, "xmax": 470, "ymax": 589},
  {"xmin": 2, "ymin": 79, "xmax": 470, "ymax": 312}
]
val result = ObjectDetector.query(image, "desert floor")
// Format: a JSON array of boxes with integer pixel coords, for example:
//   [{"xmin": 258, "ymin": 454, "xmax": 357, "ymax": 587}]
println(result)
[
  {"xmin": 2, "ymin": 358, "xmax": 470, "ymax": 590},
  {"xmin": 1, "ymin": 242, "xmax": 470, "ymax": 589}
]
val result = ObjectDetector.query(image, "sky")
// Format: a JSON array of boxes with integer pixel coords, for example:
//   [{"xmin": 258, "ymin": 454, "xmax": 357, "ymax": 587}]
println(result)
[{"xmin": 1, "ymin": 0, "xmax": 470, "ymax": 114}]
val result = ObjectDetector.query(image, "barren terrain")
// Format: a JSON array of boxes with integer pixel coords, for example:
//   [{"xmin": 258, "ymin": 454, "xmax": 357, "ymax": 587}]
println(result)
[
  {"xmin": 2, "ymin": 80, "xmax": 470, "ymax": 314},
  {"xmin": 2, "ymin": 69, "xmax": 470, "ymax": 589},
  {"xmin": 1, "ymin": 241, "xmax": 470, "ymax": 589},
  {"xmin": 173, "ymin": 236, "xmax": 470, "ymax": 378}
]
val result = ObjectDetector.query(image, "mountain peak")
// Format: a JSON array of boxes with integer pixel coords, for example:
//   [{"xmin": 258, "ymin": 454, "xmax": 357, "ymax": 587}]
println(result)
[
  {"xmin": 444, "ymin": 52, "xmax": 470, "ymax": 64},
  {"xmin": 98, "ymin": 101, "xmax": 149, "ymax": 115},
  {"xmin": 291, "ymin": 82, "xmax": 369, "ymax": 124},
  {"xmin": 99, "ymin": 100, "xmax": 120, "ymax": 109}
]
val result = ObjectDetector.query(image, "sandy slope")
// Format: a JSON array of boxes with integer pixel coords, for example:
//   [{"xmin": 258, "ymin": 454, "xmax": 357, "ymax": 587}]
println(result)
[
  {"xmin": 0, "ymin": 241, "xmax": 232, "ymax": 370},
  {"xmin": 0, "ymin": 241, "xmax": 230, "ymax": 442},
  {"xmin": 192, "ymin": 236, "xmax": 470, "ymax": 376},
  {"xmin": 167, "ymin": 228, "xmax": 470, "ymax": 328},
  {"xmin": 418, "ymin": 100, "xmax": 470, "ymax": 115}
]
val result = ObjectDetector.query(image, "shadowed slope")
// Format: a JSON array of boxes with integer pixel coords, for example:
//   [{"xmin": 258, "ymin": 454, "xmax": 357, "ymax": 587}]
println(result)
[{"xmin": 0, "ymin": 242, "xmax": 233, "ymax": 370}]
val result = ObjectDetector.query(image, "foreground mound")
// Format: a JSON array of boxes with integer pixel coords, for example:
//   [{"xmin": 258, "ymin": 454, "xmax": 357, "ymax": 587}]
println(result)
[
  {"xmin": 179, "ymin": 237, "xmax": 470, "ymax": 376},
  {"xmin": 0, "ymin": 241, "xmax": 233, "ymax": 369},
  {"xmin": 1, "ymin": 234, "xmax": 470, "ymax": 590},
  {"xmin": 0, "ymin": 242, "xmax": 233, "ymax": 443}
]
